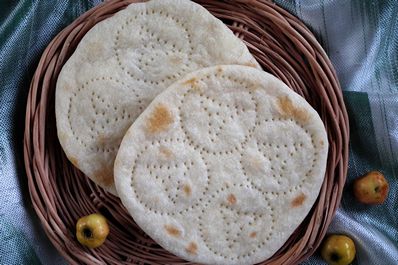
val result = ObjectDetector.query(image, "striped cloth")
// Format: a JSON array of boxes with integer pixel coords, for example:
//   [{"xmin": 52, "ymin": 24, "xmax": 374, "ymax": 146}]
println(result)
[
  {"xmin": 0, "ymin": 1, "xmax": 396, "ymax": 264},
  {"xmin": 274, "ymin": 1, "xmax": 398, "ymax": 264}
]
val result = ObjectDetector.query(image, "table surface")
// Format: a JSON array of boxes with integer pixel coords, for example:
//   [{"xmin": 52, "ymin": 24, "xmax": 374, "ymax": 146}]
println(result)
[{"xmin": 0, "ymin": 1, "xmax": 397, "ymax": 264}]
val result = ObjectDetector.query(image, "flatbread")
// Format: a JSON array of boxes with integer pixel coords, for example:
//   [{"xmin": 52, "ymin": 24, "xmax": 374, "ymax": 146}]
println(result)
[
  {"xmin": 55, "ymin": 0, "xmax": 259, "ymax": 195},
  {"xmin": 114, "ymin": 65, "xmax": 329, "ymax": 265}
]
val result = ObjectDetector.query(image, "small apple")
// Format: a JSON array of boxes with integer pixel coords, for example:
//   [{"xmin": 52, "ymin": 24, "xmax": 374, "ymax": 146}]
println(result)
[
  {"xmin": 76, "ymin": 213, "xmax": 109, "ymax": 248},
  {"xmin": 353, "ymin": 171, "xmax": 389, "ymax": 204},
  {"xmin": 321, "ymin": 234, "xmax": 356, "ymax": 265}
]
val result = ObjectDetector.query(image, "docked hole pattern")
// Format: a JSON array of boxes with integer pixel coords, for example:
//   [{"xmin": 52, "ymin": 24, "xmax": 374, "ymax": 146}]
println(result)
[
  {"xmin": 67, "ymin": 77, "xmax": 144, "ymax": 154},
  {"xmin": 126, "ymin": 72, "xmax": 321, "ymax": 261},
  {"xmin": 114, "ymin": 9, "xmax": 194, "ymax": 85}
]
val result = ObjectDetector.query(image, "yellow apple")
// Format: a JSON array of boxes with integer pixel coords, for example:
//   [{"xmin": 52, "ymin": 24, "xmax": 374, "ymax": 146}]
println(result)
[
  {"xmin": 76, "ymin": 213, "xmax": 109, "ymax": 248},
  {"xmin": 321, "ymin": 234, "xmax": 356, "ymax": 265},
  {"xmin": 353, "ymin": 171, "xmax": 389, "ymax": 204}
]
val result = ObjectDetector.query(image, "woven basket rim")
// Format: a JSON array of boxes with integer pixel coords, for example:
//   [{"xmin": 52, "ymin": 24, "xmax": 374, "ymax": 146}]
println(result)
[{"xmin": 23, "ymin": 0, "xmax": 349, "ymax": 264}]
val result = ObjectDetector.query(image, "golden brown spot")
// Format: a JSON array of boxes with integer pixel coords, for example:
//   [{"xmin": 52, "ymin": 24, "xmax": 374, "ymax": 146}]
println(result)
[
  {"xmin": 277, "ymin": 96, "xmax": 309, "ymax": 123},
  {"xmin": 185, "ymin": 242, "xmax": 198, "ymax": 255},
  {"xmin": 97, "ymin": 134, "xmax": 107, "ymax": 146},
  {"xmin": 227, "ymin": 194, "xmax": 237, "ymax": 205},
  {"xmin": 95, "ymin": 167, "xmax": 114, "ymax": 187},
  {"xmin": 159, "ymin": 146, "xmax": 174, "ymax": 159},
  {"xmin": 69, "ymin": 157, "xmax": 79, "ymax": 168},
  {"xmin": 247, "ymin": 83, "xmax": 260, "ymax": 92},
  {"xmin": 250, "ymin": 232, "xmax": 257, "ymax": 238},
  {"xmin": 183, "ymin": 184, "xmax": 192, "ymax": 196},
  {"xmin": 216, "ymin": 66, "xmax": 223, "ymax": 74},
  {"xmin": 320, "ymin": 140, "xmax": 324, "ymax": 146},
  {"xmin": 146, "ymin": 104, "xmax": 173, "ymax": 134},
  {"xmin": 183, "ymin": 77, "xmax": 203, "ymax": 94},
  {"xmin": 183, "ymin": 77, "xmax": 197, "ymax": 86},
  {"xmin": 291, "ymin": 193, "xmax": 306, "ymax": 207},
  {"xmin": 164, "ymin": 225, "xmax": 181, "ymax": 237},
  {"xmin": 244, "ymin": 61, "xmax": 258, "ymax": 68}
]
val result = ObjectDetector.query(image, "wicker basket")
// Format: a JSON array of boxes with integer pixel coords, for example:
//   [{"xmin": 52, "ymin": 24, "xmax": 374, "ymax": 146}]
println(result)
[{"xmin": 23, "ymin": 0, "xmax": 349, "ymax": 264}]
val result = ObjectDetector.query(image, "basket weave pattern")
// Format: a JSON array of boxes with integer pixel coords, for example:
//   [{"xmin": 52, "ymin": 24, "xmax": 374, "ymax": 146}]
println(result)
[{"xmin": 24, "ymin": 0, "xmax": 349, "ymax": 264}]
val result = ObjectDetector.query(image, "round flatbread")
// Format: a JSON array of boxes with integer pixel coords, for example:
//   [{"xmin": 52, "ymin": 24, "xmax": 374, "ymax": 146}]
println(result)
[
  {"xmin": 55, "ymin": 0, "xmax": 259, "ymax": 195},
  {"xmin": 114, "ymin": 65, "xmax": 329, "ymax": 265}
]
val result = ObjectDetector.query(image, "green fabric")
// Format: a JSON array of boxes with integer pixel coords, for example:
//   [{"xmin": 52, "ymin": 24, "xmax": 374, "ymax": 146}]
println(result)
[
  {"xmin": 344, "ymin": 91, "xmax": 382, "ymax": 178},
  {"xmin": 0, "ymin": 219, "xmax": 41, "ymax": 265},
  {"xmin": 0, "ymin": 1, "xmax": 102, "ymax": 264}
]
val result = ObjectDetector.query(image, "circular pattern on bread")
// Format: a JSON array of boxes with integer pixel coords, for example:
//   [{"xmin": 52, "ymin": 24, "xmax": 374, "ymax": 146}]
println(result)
[
  {"xmin": 114, "ymin": 65, "xmax": 328, "ymax": 264},
  {"xmin": 55, "ymin": 0, "xmax": 259, "ymax": 195}
]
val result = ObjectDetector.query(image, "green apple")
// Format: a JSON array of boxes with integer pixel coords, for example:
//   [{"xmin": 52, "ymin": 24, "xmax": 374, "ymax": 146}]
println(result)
[
  {"xmin": 321, "ymin": 234, "xmax": 356, "ymax": 265},
  {"xmin": 76, "ymin": 213, "xmax": 109, "ymax": 248}
]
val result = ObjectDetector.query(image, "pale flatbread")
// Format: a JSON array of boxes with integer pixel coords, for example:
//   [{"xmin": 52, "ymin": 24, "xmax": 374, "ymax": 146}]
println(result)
[
  {"xmin": 114, "ymin": 65, "xmax": 329, "ymax": 265},
  {"xmin": 55, "ymin": 0, "xmax": 259, "ymax": 195}
]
